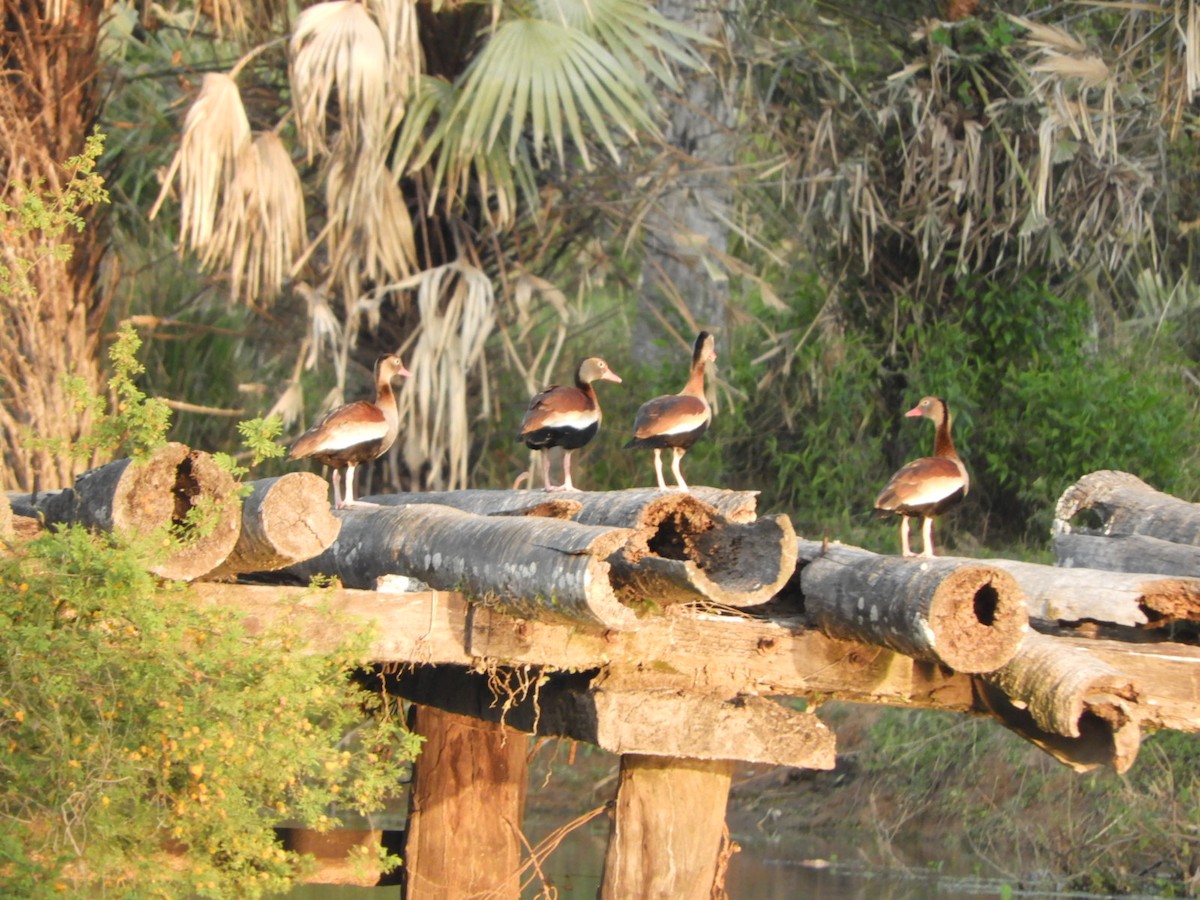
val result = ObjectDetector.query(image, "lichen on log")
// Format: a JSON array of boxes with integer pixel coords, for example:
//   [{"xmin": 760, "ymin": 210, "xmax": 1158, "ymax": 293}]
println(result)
[
  {"xmin": 796, "ymin": 539, "xmax": 1028, "ymax": 674},
  {"xmin": 285, "ymin": 503, "xmax": 641, "ymax": 631}
]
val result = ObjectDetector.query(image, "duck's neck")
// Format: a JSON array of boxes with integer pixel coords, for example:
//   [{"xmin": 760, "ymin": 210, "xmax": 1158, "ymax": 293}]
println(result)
[
  {"xmin": 933, "ymin": 414, "xmax": 957, "ymax": 459},
  {"xmin": 682, "ymin": 360, "xmax": 708, "ymax": 399}
]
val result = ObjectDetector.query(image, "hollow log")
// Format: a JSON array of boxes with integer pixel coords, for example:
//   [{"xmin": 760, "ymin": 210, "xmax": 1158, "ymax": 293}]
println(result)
[
  {"xmin": 205, "ymin": 474, "xmax": 341, "ymax": 579},
  {"xmin": 795, "ymin": 540, "xmax": 1028, "ymax": 674},
  {"xmin": 594, "ymin": 492, "xmax": 797, "ymax": 609},
  {"xmin": 362, "ymin": 488, "xmax": 582, "ymax": 519},
  {"xmin": 285, "ymin": 503, "xmax": 641, "ymax": 631},
  {"xmin": 600, "ymin": 755, "xmax": 735, "ymax": 900},
  {"xmin": 9, "ymin": 443, "xmax": 240, "ymax": 581},
  {"xmin": 1055, "ymin": 470, "xmax": 1200, "ymax": 545},
  {"xmin": 978, "ymin": 632, "xmax": 1140, "ymax": 773},
  {"xmin": 985, "ymin": 557, "xmax": 1200, "ymax": 631},
  {"xmin": 403, "ymin": 705, "xmax": 526, "ymax": 900}
]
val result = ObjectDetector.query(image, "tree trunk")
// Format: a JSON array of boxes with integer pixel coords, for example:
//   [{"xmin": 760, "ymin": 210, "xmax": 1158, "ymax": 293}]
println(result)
[
  {"xmin": 1055, "ymin": 470, "xmax": 1200, "ymax": 545},
  {"xmin": 403, "ymin": 706, "xmax": 527, "ymax": 900},
  {"xmin": 0, "ymin": 0, "xmax": 110, "ymax": 492},
  {"xmin": 600, "ymin": 754, "xmax": 736, "ymax": 900},
  {"xmin": 796, "ymin": 539, "xmax": 1028, "ymax": 673},
  {"xmin": 633, "ymin": 0, "xmax": 738, "ymax": 360}
]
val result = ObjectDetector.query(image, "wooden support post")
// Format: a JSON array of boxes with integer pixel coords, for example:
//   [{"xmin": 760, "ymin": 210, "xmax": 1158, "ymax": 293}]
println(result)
[
  {"xmin": 404, "ymin": 705, "xmax": 528, "ymax": 900},
  {"xmin": 600, "ymin": 755, "xmax": 736, "ymax": 900}
]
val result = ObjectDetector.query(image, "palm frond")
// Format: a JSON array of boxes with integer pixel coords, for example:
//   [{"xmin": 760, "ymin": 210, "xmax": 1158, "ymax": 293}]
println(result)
[
  {"xmin": 365, "ymin": 0, "xmax": 423, "ymax": 131},
  {"xmin": 453, "ymin": 17, "xmax": 660, "ymax": 169},
  {"xmin": 290, "ymin": 0, "xmax": 389, "ymax": 159},
  {"xmin": 150, "ymin": 73, "xmax": 250, "ymax": 253}
]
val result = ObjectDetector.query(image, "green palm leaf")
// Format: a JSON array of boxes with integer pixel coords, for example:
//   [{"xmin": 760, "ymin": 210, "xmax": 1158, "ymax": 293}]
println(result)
[{"xmin": 454, "ymin": 17, "xmax": 660, "ymax": 169}]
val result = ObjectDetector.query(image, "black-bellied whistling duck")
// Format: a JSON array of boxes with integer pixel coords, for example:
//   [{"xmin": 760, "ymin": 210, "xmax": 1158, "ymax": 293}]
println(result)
[
  {"xmin": 289, "ymin": 354, "xmax": 411, "ymax": 508},
  {"xmin": 517, "ymin": 357, "xmax": 622, "ymax": 492},
  {"xmin": 625, "ymin": 331, "xmax": 717, "ymax": 492},
  {"xmin": 874, "ymin": 395, "xmax": 969, "ymax": 558}
]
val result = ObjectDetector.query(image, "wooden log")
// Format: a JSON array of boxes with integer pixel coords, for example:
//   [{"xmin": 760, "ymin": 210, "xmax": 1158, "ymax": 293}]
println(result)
[
  {"xmin": 403, "ymin": 705, "xmax": 526, "ymax": 900},
  {"xmin": 985, "ymin": 557, "xmax": 1200, "ymax": 630},
  {"xmin": 285, "ymin": 504, "xmax": 642, "ymax": 631},
  {"xmin": 1055, "ymin": 469, "xmax": 1200, "ymax": 545},
  {"xmin": 594, "ymin": 492, "xmax": 797, "ymax": 609},
  {"xmin": 206, "ymin": 473, "xmax": 341, "ymax": 579},
  {"xmin": 0, "ymin": 490, "xmax": 11, "ymax": 538},
  {"xmin": 1053, "ymin": 531, "xmax": 1200, "ymax": 579},
  {"xmin": 9, "ymin": 443, "xmax": 240, "ymax": 581},
  {"xmin": 568, "ymin": 487, "xmax": 759, "ymax": 526},
  {"xmin": 362, "ymin": 488, "xmax": 582, "ymax": 519},
  {"xmin": 385, "ymin": 665, "xmax": 835, "ymax": 769},
  {"xmin": 978, "ymin": 632, "xmax": 1140, "ymax": 773},
  {"xmin": 796, "ymin": 540, "xmax": 1028, "ymax": 673},
  {"xmin": 600, "ymin": 755, "xmax": 735, "ymax": 900}
]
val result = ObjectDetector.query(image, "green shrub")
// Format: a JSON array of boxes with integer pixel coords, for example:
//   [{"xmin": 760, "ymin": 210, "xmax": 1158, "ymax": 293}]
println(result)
[{"xmin": 0, "ymin": 527, "xmax": 420, "ymax": 898}]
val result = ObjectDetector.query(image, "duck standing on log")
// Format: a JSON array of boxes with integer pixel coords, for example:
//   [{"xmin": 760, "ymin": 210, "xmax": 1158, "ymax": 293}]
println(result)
[
  {"xmin": 625, "ymin": 331, "xmax": 717, "ymax": 492},
  {"xmin": 874, "ymin": 395, "xmax": 969, "ymax": 558},
  {"xmin": 289, "ymin": 354, "xmax": 411, "ymax": 508},
  {"xmin": 517, "ymin": 357, "xmax": 623, "ymax": 492}
]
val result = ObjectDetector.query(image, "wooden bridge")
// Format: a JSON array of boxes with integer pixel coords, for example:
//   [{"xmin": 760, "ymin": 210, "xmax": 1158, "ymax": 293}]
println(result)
[{"xmin": 11, "ymin": 449, "xmax": 1200, "ymax": 897}]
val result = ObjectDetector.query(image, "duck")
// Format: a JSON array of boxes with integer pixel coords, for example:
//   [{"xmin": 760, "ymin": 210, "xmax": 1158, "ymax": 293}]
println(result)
[
  {"xmin": 517, "ymin": 357, "xmax": 622, "ymax": 492},
  {"xmin": 288, "ymin": 354, "xmax": 411, "ymax": 508},
  {"xmin": 873, "ymin": 395, "xmax": 969, "ymax": 558},
  {"xmin": 625, "ymin": 331, "xmax": 717, "ymax": 491}
]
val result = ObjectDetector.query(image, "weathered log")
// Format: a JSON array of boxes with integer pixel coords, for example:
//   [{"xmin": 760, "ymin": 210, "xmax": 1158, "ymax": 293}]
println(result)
[
  {"xmin": 979, "ymin": 632, "xmax": 1140, "ymax": 773},
  {"xmin": 403, "ymin": 706, "xmax": 526, "ymax": 900},
  {"xmin": 795, "ymin": 540, "xmax": 1028, "ymax": 673},
  {"xmin": 204, "ymin": 474, "xmax": 341, "ymax": 579},
  {"xmin": 9, "ymin": 443, "xmax": 240, "ymax": 581},
  {"xmin": 1055, "ymin": 470, "xmax": 1200, "ymax": 546},
  {"xmin": 590, "ymin": 492, "xmax": 797, "ymax": 609},
  {"xmin": 1053, "ymin": 531, "xmax": 1200, "ymax": 579},
  {"xmin": 600, "ymin": 755, "xmax": 735, "ymax": 900},
  {"xmin": 285, "ymin": 503, "xmax": 641, "ymax": 631},
  {"xmin": 385, "ymin": 665, "xmax": 835, "ymax": 768},
  {"xmin": 985, "ymin": 557, "xmax": 1200, "ymax": 631},
  {"xmin": 362, "ymin": 488, "xmax": 582, "ymax": 519}
]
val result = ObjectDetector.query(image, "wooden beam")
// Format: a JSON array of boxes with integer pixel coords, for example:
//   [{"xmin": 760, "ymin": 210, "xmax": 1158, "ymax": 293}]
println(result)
[
  {"xmin": 600, "ymin": 755, "xmax": 735, "ymax": 900},
  {"xmin": 383, "ymin": 665, "xmax": 835, "ymax": 769},
  {"xmin": 403, "ymin": 706, "xmax": 527, "ymax": 900}
]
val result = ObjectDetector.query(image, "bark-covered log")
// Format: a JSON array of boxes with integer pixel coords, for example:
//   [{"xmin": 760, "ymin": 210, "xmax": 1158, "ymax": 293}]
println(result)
[
  {"xmin": 1055, "ymin": 470, "xmax": 1200, "ymax": 546},
  {"xmin": 1053, "ymin": 531, "xmax": 1200, "ymax": 579},
  {"xmin": 9, "ymin": 443, "xmax": 240, "ymax": 581},
  {"xmin": 600, "ymin": 755, "xmax": 735, "ymax": 900},
  {"xmin": 979, "ymin": 632, "xmax": 1140, "ymax": 773},
  {"xmin": 985, "ymin": 557, "xmax": 1200, "ymax": 631},
  {"xmin": 796, "ymin": 540, "xmax": 1028, "ymax": 673},
  {"xmin": 286, "ymin": 503, "xmax": 641, "ymax": 631},
  {"xmin": 403, "ymin": 706, "xmax": 526, "ymax": 900},
  {"xmin": 362, "ymin": 488, "xmax": 582, "ymax": 519},
  {"xmin": 206, "ymin": 474, "xmax": 341, "ymax": 579},
  {"xmin": 587, "ymin": 492, "xmax": 796, "ymax": 608},
  {"xmin": 570, "ymin": 486, "xmax": 759, "ymax": 525}
]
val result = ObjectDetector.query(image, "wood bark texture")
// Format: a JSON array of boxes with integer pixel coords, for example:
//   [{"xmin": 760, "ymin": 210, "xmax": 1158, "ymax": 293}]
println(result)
[
  {"xmin": 362, "ymin": 488, "xmax": 582, "ymax": 519},
  {"xmin": 796, "ymin": 540, "xmax": 1028, "ymax": 673},
  {"xmin": 600, "ymin": 755, "xmax": 735, "ymax": 900},
  {"xmin": 403, "ymin": 706, "xmax": 526, "ymax": 900},
  {"xmin": 1055, "ymin": 470, "xmax": 1200, "ymax": 545},
  {"xmin": 1053, "ymin": 532, "xmax": 1200, "ymax": 579},
  {"xmin": 205, "ymin": 473, "xmax": 341, "ymax": 579},
  {"xmin": 9, "ymin": 443, "xmax": 241, "ymax": 581},
  {"xmin": 985, "ymin": 557, "xmax": 1200, "ymax": 631},
  {"xmin": 285, "ymin": 503, "xmax": 642, "ymax": 631},
  {"xmin": 979, "ymin": 632, "xmax": 1140, "ymax": 773}
]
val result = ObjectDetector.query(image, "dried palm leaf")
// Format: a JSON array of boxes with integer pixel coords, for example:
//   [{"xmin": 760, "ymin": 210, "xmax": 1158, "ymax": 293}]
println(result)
[
  {"xmin": 367, "ymin": 0, "xmax": 422, "ymax": 132},
  {"xmin": 205, "ymin": 132, "xmax": 306, "ymax": 305},
  {"xmin": 290, "ymin": 0, "xmax": 389, "ymax": 159},
  {"xmin": 150, "ymin": 73, "xmax": 250, "ymax": 254}
]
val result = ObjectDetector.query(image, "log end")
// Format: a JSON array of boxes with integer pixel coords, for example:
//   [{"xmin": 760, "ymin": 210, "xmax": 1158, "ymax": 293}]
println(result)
[{"xmin": 926, "ymin": 565, "xmax": 1028, "ymax": 673}]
